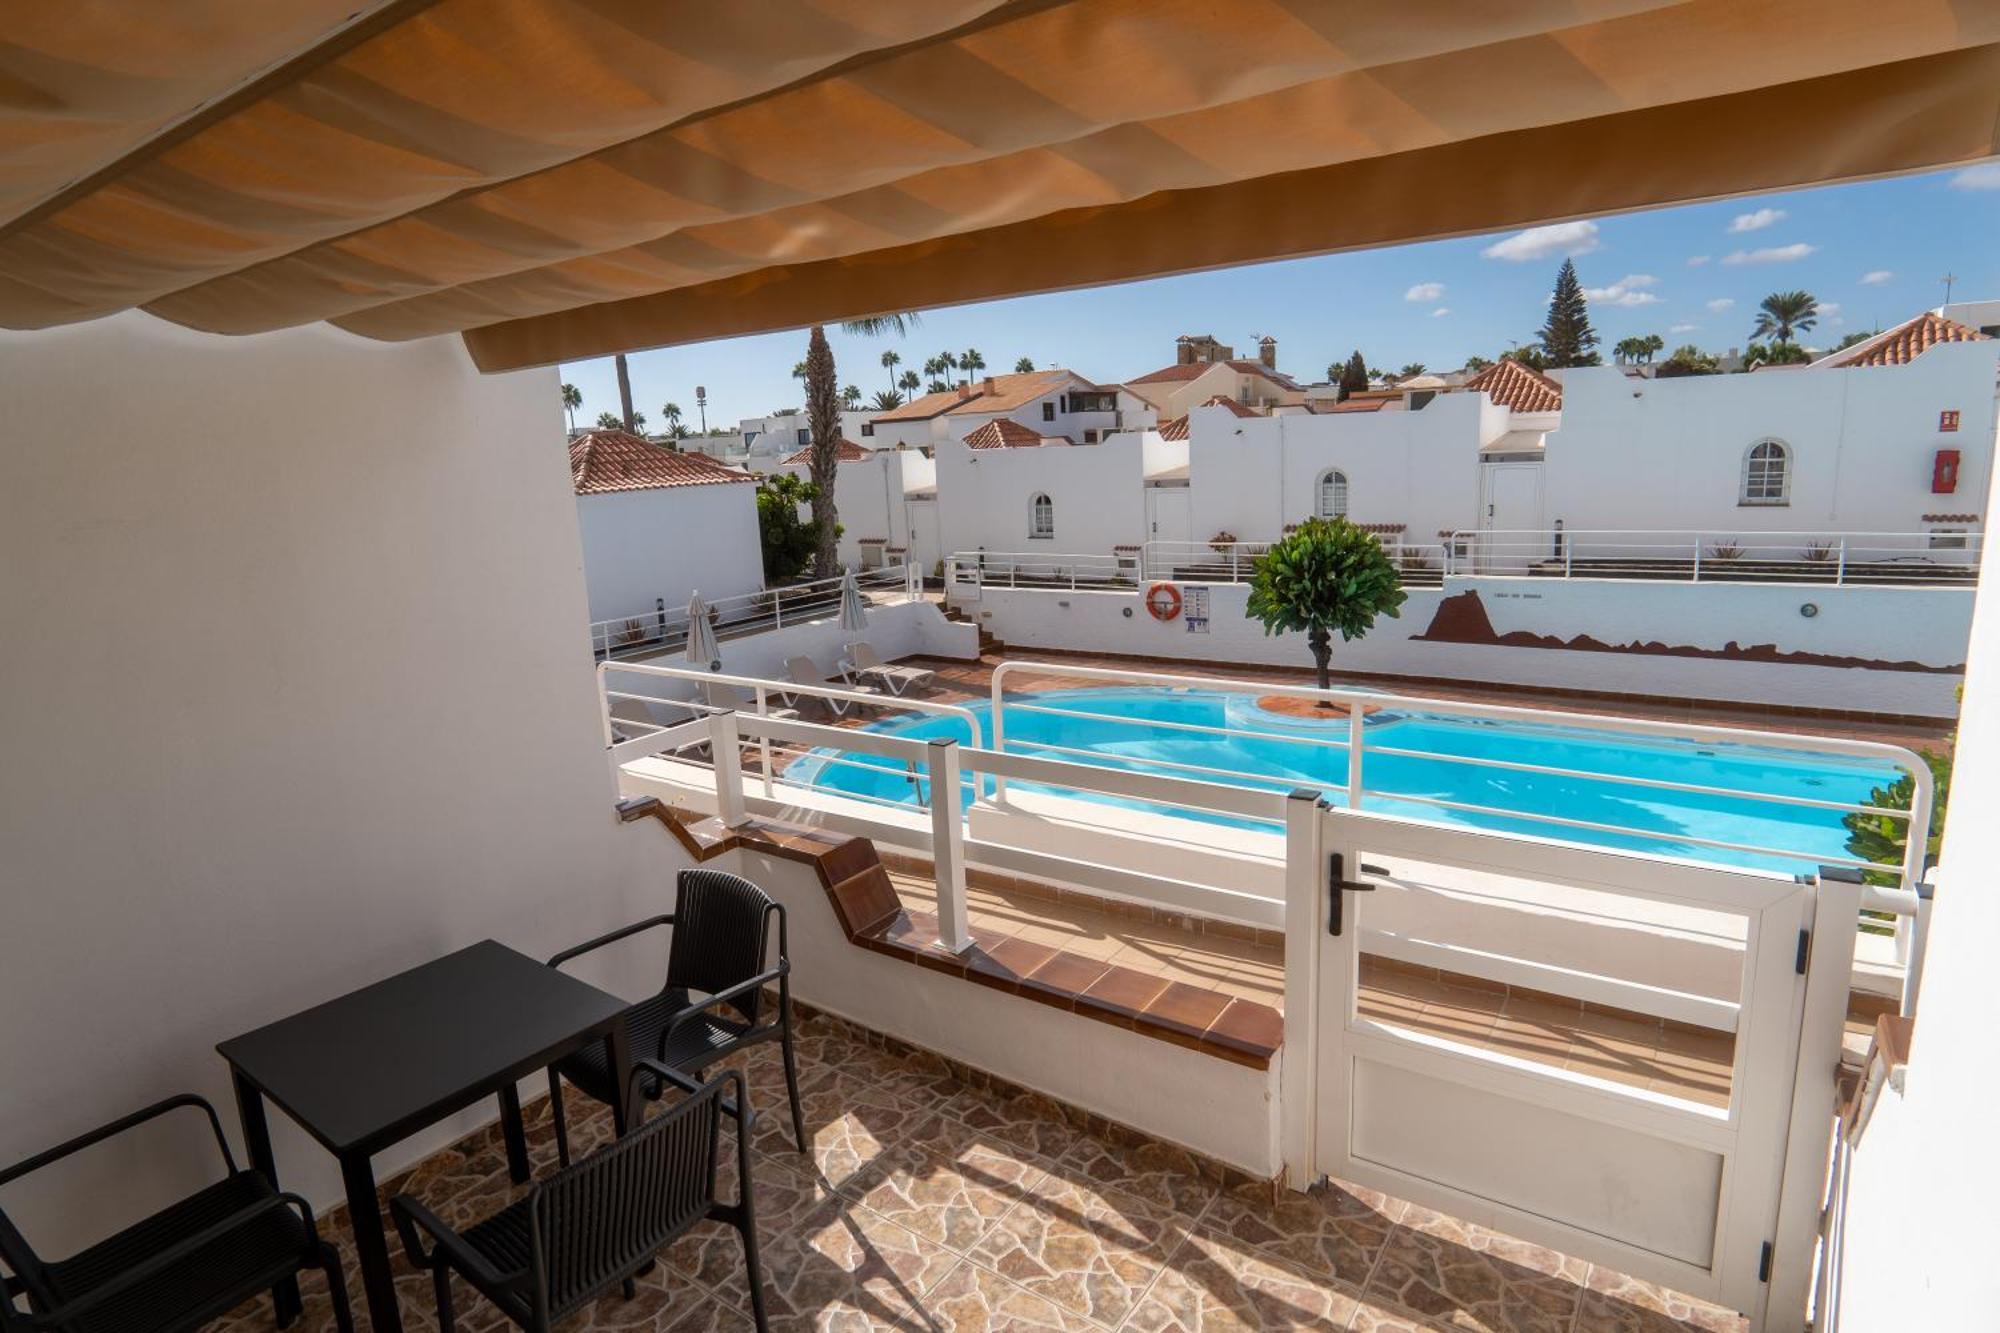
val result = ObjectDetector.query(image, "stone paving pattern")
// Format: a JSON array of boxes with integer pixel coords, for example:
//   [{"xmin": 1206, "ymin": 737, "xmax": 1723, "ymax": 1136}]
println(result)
[{"xmin": 215, "ymin": 1012, "xmax": 1745, "ymax": 1332}]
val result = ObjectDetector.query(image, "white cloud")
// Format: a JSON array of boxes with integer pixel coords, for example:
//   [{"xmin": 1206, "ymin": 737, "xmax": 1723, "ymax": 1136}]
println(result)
[
  {"xmin": 1687, "ymin": 255, "xmax": 1711, "ymax": 267},
  {"xmin": 1819, "ymin": 301, "xmax": 1845, "ymax": 327},
  {"xmin": 1705, "ymin": 297, "xmax": 1735, "ymax": 312},
  {"xmin": 1721, "ymin": 243, "xmax": 1816, "ymax": 265},
  {"xmin": 1670, "ymin": 323, "xmax": 1698, "ymax": 334},
  {"xmin": 1481, "ymin": 220, "xmax": 1601, "ymax": 262},
  {"xmin": 1859, "ymin": 270, "xmax": 1894, "ymax": 285},
  {"xmin": 1949, "ymin": 163, "xmax": 2000, "ymax": 190},
  {"xmin": 1430, "ymin": 307, "xmax": 1450, "ymax": 318},
  {"xmin": 1727, "ymin": 207, "xmax": 1786, "ymax": 233},
  {"xmin": 1582, "ymin": 274, "xmax": 1662, "ymax": 307},
  {"xmin": 1404, "ymin": 281, "xmax": 1445, "ymax": 302}
]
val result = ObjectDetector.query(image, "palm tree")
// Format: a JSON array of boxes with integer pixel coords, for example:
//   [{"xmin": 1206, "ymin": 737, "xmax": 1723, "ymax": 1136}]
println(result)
[
  {"xmin": 595, "ymin": 411, "xmax": 621, "ymax": 429},
  {"xmin": 799, "ymin": 312, "xmax": 920, "ymax": 577},
  {"xmin": 871, "ymin": 389, "xmax": 904, "ymax": 410},
  {"xmin": 1014, "ymin": 356, "xmax": 1035, "ymax": 373},
  {"xmin": 1612, "ymin": 336, "xmax": 1647, "ymax": 365},
  {"xmin": 934, "ymin": 350, "xmax": 958, "ymax": 384},
  {"xmin": 1398, "ymin": 362, "xmax": 1427, "ymax": 379},
  {"xmin": 1751, "ymin": 291, "xmax": 1819, "ymax": 346},
  {"xmin": 842, "ymin": 384, "xmax": 862, "ymax": 408},
  {"xmin": 1640, "ymin": 333, "xmax": 1665, "ymax": 363},
  {"xmin": 791, "ymin": 361, "xmax": 807, "ymax": 381},
  {"xmin": 560, "ymin": 382, "xmax": 581, "ymax": 431},
  {"xmin": 660, "ymin": 402, "xmax": 682, "ymax": 434},
  {"xmin": 614, "ymin": 353, "xmax": 636, "ymax": 432},
  {"xmin": 898, "ymin": 369, "xmax": 921, "ymax": 395},
  {"xmin": 880, "ymin": 348, "xmax": 901, "ymax": 396},
  {"xmin": 959, "ymin": 348, "xmax": 985, "ymax": 383}
]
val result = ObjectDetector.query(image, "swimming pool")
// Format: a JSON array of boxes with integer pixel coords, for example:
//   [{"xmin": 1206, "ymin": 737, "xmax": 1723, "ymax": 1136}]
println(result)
[{"xmin": 786, "ymin": 687, "xmax": 1900, "ymax": 875}]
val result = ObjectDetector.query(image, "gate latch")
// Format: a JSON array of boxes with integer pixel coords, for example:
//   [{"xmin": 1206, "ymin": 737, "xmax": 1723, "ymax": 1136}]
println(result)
[{"xmin": 1328, "ymin": 854, "xmax": 1379, "ymax": 937}]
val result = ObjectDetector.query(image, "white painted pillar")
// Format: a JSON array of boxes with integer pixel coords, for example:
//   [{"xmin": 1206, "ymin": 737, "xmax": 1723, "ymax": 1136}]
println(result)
[
  {"xmin": 929, "ymin": 738, "xmax": 972, "ymax": 952},
  {"xmin": 709, "ymin": 709, "xmax": 749, "ymax": 827}
]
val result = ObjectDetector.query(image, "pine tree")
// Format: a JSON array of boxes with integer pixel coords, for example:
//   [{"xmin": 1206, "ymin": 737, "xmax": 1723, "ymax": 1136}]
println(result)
[
  {"xmin": 1536, "ymin": 259, "xmax": 1600, "ymax": 367},
  {"xmin": 1338, "ymin": 350, "xmax": 1368, "ymax": 401}
]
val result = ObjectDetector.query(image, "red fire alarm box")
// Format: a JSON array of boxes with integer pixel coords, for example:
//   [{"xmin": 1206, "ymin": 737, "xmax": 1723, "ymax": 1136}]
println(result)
[{"xmin": 1933, "ymin": 448, "xmax": 1961, "ymax": 494}]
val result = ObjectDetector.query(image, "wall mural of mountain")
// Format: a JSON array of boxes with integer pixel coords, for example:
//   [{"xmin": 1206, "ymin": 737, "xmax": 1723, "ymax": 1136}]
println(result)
[{"xmin": 1414, "ymin": 589, "xmax": 1963, "ymax": 675}]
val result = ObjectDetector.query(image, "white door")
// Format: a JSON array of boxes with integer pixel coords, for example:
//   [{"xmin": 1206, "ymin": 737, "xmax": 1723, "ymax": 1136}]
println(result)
[
  {"xmin": 1289, "ymin": 802, "xmax": 1859, "ymax": 1331},
  {"xmin": 1478, "ymin": 463, "xmax": 1543, "ymax": 571},
  {"xmin": 905, "ymin": 498, "xmax": 941, "ymax": 574},
  {"xmin": 1147, "ymin": 486, "xmax": 1192, "ymax": 543}
]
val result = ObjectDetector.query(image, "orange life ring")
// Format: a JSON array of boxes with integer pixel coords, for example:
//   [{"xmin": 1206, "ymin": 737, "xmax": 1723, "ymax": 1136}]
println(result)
[{"xmin": 1144, "ymin": 582, "xmax": 1182, "ymax": 622}]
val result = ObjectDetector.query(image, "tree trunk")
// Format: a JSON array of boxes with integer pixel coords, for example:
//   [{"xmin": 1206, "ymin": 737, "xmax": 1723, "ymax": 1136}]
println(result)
[
  {"xmin": 615, "ymin": 353, "xmax": 635, "ymax": 433},
  {"xmin": 804, "ymin": 325, "xmax": 842, "ymax": 578},
  {"xmin": 1308, "ymin": 626, "xmax": 1332, "ymax": 693}
]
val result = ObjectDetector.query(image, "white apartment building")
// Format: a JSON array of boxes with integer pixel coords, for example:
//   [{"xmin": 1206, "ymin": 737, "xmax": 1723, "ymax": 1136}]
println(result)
[{"xmin": 866, "ymin": 368, "xmax": 1149, "ymax": 450}]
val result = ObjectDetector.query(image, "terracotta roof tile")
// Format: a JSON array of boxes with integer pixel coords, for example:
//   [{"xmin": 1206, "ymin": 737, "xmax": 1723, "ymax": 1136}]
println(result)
[
  {"xmin": 1817, "ymin": 311, "xmax": 1990, "ymax": 367},
  {"xmin": 1464, "ymin": 358, "xmax": 1563, "ymax": 413},
  {"xmin": 963, "ymin": 418, "xmax": 1059, "ymax": 449},
  {"xmin": 1325, "ymin": 397, "xmax": 1389, "ymax": 413},
  {"xmin": 570, "ymin": 430, "xmax": 754, "ymax": 495},
  {"xmin": 779, "ymin": 437, "xmax": 868, "ymax": 466},
  {"xmin": 871, "ymin": 369, "xmax": 1086, "ymax": 422},
  {"xmin": 1128, "ymin": 359, "xmax": 1301, "ymax": 390},
  {"xmin": 1158, "ymin": 395, "xmax": 1261, "ymax": 439}
]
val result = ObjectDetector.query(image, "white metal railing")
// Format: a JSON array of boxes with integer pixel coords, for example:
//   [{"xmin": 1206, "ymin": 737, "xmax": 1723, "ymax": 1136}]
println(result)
[
  {"xmin": 942, "ymin": 550, "xmax": 1137, "ymax": 591},
  {"xmin": 1141, "ymin": 538, "xmax": 1448, "ymax": 586},
  {"xmin": 1449, "ymin": 528, "xmax": 1982, "ymax": 585},
  {"xmin": 589, "ymin": 563, "xmax": 919, "ymax": 658},
  {"xmin": 601, "ymin": 657, "xmax": 1935, "ymax": 1016},
  {"xmin": 985, "ymin": 660, "xmax": 1934, "ymax": 904}
]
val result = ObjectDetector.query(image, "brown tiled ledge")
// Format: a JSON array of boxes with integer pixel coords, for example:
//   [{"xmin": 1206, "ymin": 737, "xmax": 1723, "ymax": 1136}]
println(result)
[{"xmin": 617, "ymin": 796, "xmax": 1281, "ymax": 1068}]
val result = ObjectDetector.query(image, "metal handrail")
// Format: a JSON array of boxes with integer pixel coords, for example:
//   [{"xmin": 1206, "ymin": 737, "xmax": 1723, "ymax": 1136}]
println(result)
[
  {"xmin": 1446, "ymin": 528, "xmax": 1982, "ymax": 585},
  {"xmin": 589, "ymin": 563, "xmax": 917, "ymax": 658},
  {"xmin": 987, "ymin": 659, "xmax": 1933, "ymax": 900}
]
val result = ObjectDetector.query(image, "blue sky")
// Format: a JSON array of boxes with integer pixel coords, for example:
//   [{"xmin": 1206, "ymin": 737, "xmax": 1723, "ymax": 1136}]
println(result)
[{"xmin": 560, "ymin": 163, "xmax": 2000, "ymax": 431}]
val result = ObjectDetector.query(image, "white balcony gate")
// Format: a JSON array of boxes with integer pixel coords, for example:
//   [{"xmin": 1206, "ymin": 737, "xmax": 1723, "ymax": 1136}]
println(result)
[{"xmin": 1281, "ymin": 794, "xmax": 1861, "ymax": 1333}]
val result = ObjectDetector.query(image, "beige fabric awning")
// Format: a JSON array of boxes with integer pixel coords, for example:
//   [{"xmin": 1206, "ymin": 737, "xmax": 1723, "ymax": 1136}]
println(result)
[{"xmin": 3, "ymin": 1, "xmax": 1998, "ymax": 370}]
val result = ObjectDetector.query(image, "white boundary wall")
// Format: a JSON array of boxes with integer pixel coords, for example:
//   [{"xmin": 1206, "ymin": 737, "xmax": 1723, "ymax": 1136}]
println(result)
[
  {"xmin": 959, "ymin": 578, "xmax": 1970, "ymax": 717},
  {"xmin": 575, "ymin": 481, "xmax": 764, "ymax": 624},
  {"xmin": 0, "ymin": 313, "xmax": 685, "ymax": 1249}
]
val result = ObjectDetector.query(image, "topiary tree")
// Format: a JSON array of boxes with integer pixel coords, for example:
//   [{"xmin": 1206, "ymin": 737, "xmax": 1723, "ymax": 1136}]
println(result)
[{"xmin": 1245, "ymin": 517, "xmax": 1407, "ymax": 691}]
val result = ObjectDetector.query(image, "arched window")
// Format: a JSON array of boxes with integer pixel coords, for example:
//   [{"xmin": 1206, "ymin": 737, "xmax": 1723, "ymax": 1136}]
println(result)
[
  {"xmin": 1029, "ymin": 492, "xmax": 1054, "ymax": 539},
  {"xmin": 1740, "ymin": 440, "xmax": 1790, "ymax": 506},
  {"xmin": 1315, "ymin": 469, "xmax": 1349, "ymax": 519}
]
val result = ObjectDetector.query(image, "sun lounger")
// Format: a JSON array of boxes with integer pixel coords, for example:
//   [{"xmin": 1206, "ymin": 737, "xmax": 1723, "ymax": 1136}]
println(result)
[
  {"xmin": 841, "ymin": 641, "xmax": 935, "ymax": 696},
  {"xmin": 782, "ymin": 655, "xmax": 879, "ymax": 716}
]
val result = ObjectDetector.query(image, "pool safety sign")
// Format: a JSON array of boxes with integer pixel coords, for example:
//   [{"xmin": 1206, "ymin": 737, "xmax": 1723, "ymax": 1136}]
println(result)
[{"xmin": 1182, "ymin": 584, "xmax": 1210, "ymax": 633}]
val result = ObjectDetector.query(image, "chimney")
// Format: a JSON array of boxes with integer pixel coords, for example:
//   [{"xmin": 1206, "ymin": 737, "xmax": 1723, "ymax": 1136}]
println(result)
[
  {"xmin": 1259, "ymin": 336, "xmax": 1277, "ymax": 371},
  {"xmin": 982, "ymin": 376, "xmax": 996, "ymax": 395},
  {"xmin": 956, "ymin": 382, "xmax": 975, "ymax": 400},
  {"xmin": 1176, "ymin": 336, "xmax": 1194, "ymax": 366}
]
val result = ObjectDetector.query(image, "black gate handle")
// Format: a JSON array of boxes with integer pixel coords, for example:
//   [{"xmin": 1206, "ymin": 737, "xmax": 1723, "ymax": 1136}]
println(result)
[{"xmin": 1328, "ymin": 853, "xmax": 1379, "ymax": 936}]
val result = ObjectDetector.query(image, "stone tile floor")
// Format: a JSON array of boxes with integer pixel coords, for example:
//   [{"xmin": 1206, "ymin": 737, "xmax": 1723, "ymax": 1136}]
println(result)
[{"xmin": 220, "ymin": 1012, "xmax": 1744, "ymax": 1332}]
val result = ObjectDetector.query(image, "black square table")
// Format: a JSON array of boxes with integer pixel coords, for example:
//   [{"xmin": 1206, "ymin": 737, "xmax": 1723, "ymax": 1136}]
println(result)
[{"xmin": 218, "ymin": 939, "xmax": 634, "ymax": 1333}]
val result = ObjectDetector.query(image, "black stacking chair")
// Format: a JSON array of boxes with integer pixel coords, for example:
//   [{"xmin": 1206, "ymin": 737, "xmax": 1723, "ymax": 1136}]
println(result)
[
  {"xmin": 392, "ymin": 1063, "xmax": 767, "ymax": 1332},
  {"xmin": 545, "ymin": 868, "xmax": 806, "ymax": 1163},
  {"xmin": 0, "ymin": 1094, "xmax": 352, "ymax": 1332}
]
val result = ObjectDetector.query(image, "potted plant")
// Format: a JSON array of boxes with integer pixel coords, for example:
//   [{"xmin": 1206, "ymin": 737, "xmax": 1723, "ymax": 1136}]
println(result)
[{"xmin": 1245, "ymin": 517, "xmax": 1407, "ymax": 693}]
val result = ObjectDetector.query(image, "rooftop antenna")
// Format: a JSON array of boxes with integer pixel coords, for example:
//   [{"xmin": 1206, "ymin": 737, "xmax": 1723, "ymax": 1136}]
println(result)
[{"xmin": 1941, "ymin": 272, "xmax": 1957, "ymax": 305}]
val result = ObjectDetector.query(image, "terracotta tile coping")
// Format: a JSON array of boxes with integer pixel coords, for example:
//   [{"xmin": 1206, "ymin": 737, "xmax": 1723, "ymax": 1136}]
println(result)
[{"xmin": 618, "ymin": 796, "xmax": 1281, "ymax": 1069}]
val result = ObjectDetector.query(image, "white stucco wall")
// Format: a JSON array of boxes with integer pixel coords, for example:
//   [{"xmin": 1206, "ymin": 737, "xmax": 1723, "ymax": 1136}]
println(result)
[
  {"xmin": 575, "ymin": 480, "xmax": 763, "ymax": 624},
  {"xmin": 1544, "ymin": 346, "xmax": 1998, "ymax": 540},
  {"xmin": 0, "ymin": 313, "xmax": 683, "ymax": 1248},
  {"xmin": 1821, "ymin": 435, "xmax": 2000, "ymax": 1330},
  {"xmin": 936, "ymin": 433, "xmax": 1153, "ymax": 556},
  {"xmin": 1189, "ymin": 394, "xmax": 1493, "ymax": 547},
  {"xmin": 773, "ymin": 448, "xmax": 941, "ymax": 573},
  {"xmin": 959, "ymin": 577, "xmax": 1970, "ymax": 717}
]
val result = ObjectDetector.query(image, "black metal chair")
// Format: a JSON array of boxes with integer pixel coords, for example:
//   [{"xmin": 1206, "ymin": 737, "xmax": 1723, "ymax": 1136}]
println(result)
[
  {"xmin": 392, "ymin": 1063, "xmax": 768, "ymax": 1332},
  {"xmin": 545, "ymin": 868, "xmax": 805, "ymax": 1163},
  {"xmin": 0, "ymin": 1094, "xmax": 352, "ymax": 1333}
]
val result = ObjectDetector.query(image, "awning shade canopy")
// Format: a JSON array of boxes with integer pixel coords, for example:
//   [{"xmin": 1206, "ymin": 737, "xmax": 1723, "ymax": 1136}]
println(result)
[{"xmin": 3, "ymin": 0, "xmax": 1998, "ymax": 371}]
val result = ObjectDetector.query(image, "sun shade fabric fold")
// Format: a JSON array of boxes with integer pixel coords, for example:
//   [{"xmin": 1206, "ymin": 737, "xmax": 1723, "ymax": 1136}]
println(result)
[{"xmin": 0, "ymin": 0, "xmax": 1996, "ymax": 369}]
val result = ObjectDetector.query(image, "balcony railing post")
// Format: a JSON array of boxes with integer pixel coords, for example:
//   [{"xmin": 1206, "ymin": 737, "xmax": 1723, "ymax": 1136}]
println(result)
[
  {"xmin": 754, "ymin": 685, "xmax": 774, "ymax": 797},
  {"xmin": 1691, "ymin": 533, "xmax": 1702, "ymax": 584},
  {"xmin": 709, "ymin": 709, "xmax": 749, "ymax": 827},
  {"xmin": 1346, "ymin": 704, "xmax": 1365, "ymax": 810},
  {"xmin": 928, "ymin": 738, "xmax": 972, "ymax": 952},
  {"xmin": 1836, "ymin": 538, "xmax": 1847, "ymax": 586}
]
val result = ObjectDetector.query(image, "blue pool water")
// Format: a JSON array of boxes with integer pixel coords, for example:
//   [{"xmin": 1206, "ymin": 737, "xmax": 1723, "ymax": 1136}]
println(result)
[{"xmin": 787, "ymin": 687, "xmax": 1897, "ymax": 874}]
